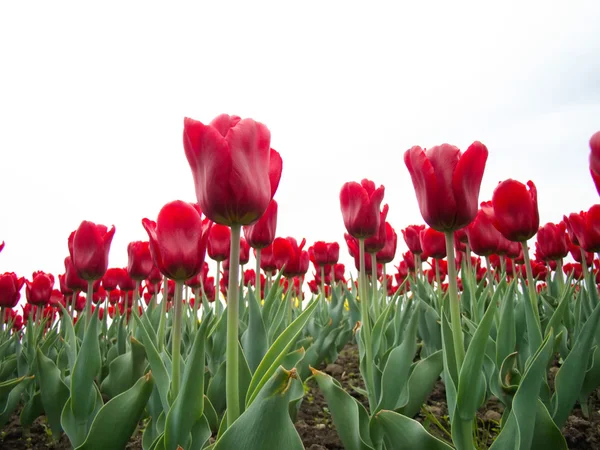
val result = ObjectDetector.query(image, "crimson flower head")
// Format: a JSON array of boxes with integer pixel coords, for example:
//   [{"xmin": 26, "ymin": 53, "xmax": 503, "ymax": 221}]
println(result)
[
  {"xmin": 0, "ymin": 273, "xmax": 25, "ymax": 308},
  {"xmin": 535, "ymin": 222, "xmax": 568, "ymax": 261},
  {"xmin": 590, "ymin": 131, "xmax": 600, "ymax": 196},
  {"xmin": 102, "ymin": 268, "xmax": 122, "ymax": 292},
  {"xmin": 309, "ymin": 241, "xmax": 329, "ymax": 267},
  {"xmin": 402, "ymin": 225, "xmax": 425, "ymax": 255},
  {"xmin": 486, "ymin": 179, "xmax": 539, "ymax": 242},
  {"xmin": 243, "ymin": 199, "xmax": 278, "ymax": 249},
  {"xmin": 240, "ymin": 237, "xmax": 250, "ymax": 265},
  {"xmin": 127, "ymin": 241, "xmax": 154, "ymax": 281},
  {"xmin": 340, "ymin": 179, "xmax": 385, "ymax": 239},
  {"xmin": 142, "ymin": 200, "xmax": 212, "ymax": 281},
  {"xmin": 69, "ymin": 221, "xmax": 116, "ymax": 281},
  {"xmin": 208, "ymin": 224, "xmax": 231, "ymax": 262},
  {"xmin": 420, "ymin": 227, "xmax": 447, "ymax": 259},
  {"xmin": 563, "ymin": 206, "xmax": 600, "ymax": 253},
  {"xmin": 0, "ymin": 242, "xmax": 4, "ymax": 253},
  {"xmin": 404, "ymin": 141, "xmax": 488, "ymax": 232},
  {"xmin": 273, "ymin": 237, "xmax": 310, "ymax": 278},
  {"xmin": 466, "ymin": 203, "xmax": 505, "ymax": 257},
  {"xmin": 184, "ymin": 115, "xmax": 282, "ymax": 226},
  {"xmin": 25, "ymin": 271, "xmax": 55, "ymax": 306},
  {"xmin": 376, "ymin": 223, "xmax": 398, "ymax": 264},
  {"xmin": 364, "ymin": 204, "xmax": 389, "ymax": 253},
  {"xmin": 118, "ymin": 268, "xmax": 136, "ymax": 291},
  {"xmin": 64, "ymin": 256, "xmax": 88, "ymax": 292},
  {"xmin": 259, "ymin": 244, "xmax": 278, "ymax": 274}
]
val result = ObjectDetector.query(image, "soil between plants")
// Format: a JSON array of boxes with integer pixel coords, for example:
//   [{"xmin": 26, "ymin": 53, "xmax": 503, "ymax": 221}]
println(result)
[{"xmin": 1, "ymin": 344, "xmax": 599, "ymax": 449}]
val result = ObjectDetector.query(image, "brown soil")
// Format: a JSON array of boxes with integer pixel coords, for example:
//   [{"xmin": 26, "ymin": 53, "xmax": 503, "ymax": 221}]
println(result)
[{"xmin": 1, "ymin": 346, "xmax": 599, "ymax": 449}]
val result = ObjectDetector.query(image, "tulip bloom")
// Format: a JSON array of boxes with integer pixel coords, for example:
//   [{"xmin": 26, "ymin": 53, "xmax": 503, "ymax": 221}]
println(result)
[
  {"xmin": 420, "ymin": 227, "xmax": 447, "ymax": 259},
  {"xmin": 590, "ymin": 131, "xmax": 600, "ymax": 195},
  {"xmin": 402, "ymin": 224, "xmax": 425, "ymax": 255},
  {"xmin": 127, "ymin": 241, "xmax": 154, "ymax": 281},
  {"xmin": 309, "ymin": 242, "xmax": 329, "ymax": 267},
  {"xmin": 564, "ymin": 206, "xmax": 600, "ymax": 253},
  {"xmin": 0, "ymin": 273, "xmax": 25, "ymax": 308},
  {"xmin": 142, "ymin": 200, "xmax": 212, "ymax": 281},
  {"xmin": 466, "ymin": 205, "xmax": 505, "ymax": 257},
  {"xmin": 273, "ymin": 237, "xmax": 310, "ymax": 278},
  {"xmin": 208, "ymin": 224, "xmax": 231, "ymax": 262},
  {"xmin": 404, "ymin": 142, "xmax": 488, "ymax": 231},
  {"xmin": 184, "ymin": 115, "xmax": 282, "ymax": 226},
  {"xmin": 102, "ymin": 268, "xmax": 122, "ymax": 292},
  {"xmin": 487, "ymin": 179, "xmax": 539, "ymax": 242},
  {"xmin": 535, "ymin": 222, "xmax": 568, "ymax": 261},
  {"xmin": 25, "ymin": 271, "xmax": 55, "ymax": 306},
  {"xmin": 364, "ymin": 204, "xmax": 389, "ymax": 253},
  {"xmin": 69, "ymin": 221, "xmax": 116, "ymax": 280},
  {"xmin": 376, "ymin": 223, "xmax": 398, "ymax": 264},
  {"xmin": 243, "ymin": 199, "xmax": 278, "ymax": 249},
  {"xmin": 239, "ymin": 237, "xmax": 250, "ymax": 265},
  {"xmin": 0, "ymin": 241, "xmax": 4, "ymax": 253},
  {"xmin": 64, "ymin": 257, "xmax": 88, "ymax": 292},
  {"xmin": 340, "ymin": 179, "xmax": 385, "ymax": 239}
]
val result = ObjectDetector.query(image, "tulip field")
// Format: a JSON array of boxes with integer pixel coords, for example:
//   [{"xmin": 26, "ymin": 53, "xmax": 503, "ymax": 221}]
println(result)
[{"xmin": 1, "ymin": 118, "xmax": 600, "ymax": 450}]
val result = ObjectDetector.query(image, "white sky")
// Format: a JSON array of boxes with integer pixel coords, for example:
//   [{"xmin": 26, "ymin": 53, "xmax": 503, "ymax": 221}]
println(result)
[{"xmin": 1, "ymin": 1, "xmax": 599, "ymax": 285}]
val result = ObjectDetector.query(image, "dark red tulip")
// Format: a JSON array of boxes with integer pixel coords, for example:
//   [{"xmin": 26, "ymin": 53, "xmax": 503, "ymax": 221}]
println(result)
[
  {"xmin": 535, "ymin": 222, "xmax": 568, "ymax": 261},
  {"xmin": 402, "ymin": 251, "xmax": 417, "ymax": 272},
  {"xmin": 146, "ymin": 266, "xmax": 163, "ymax": 286},
  {"xmin": 118, "ymin": 268, "xmax": 137, "ymax": 292},
  {"xmin": 364, "ymin": 204, "xmax": 389, "ymax": 253},
  {"xmin": 240, "ymin": 237, "xmax": 250, "ymax": 265},
  {"xmin": 49, "ymin": 289, "xmax": 65, "ymax": 308},
  {"xmin": 340, "ymin": 179, "xmax": 385, "ymax": 239},
  {"xmin": 564, "ymin": 263, "xmax": 583, "ymax": 280},
  {"xmin": 184, "ymin": 115, "xmax": 282, "ymax": 226},
  {"xmin": 108, "ymin": 289, "xmax": 121, "ymax": 305},
  {"xmin": 0, "ymin": 241, "xmax": 4, "ymax": 253},
  {"xmin": 69, "ymin": 221, "xmax": 115, "ymax": 280},
  {"xmin": 404, "ymin": 141, "xmax": 488, "ymax": 231},
  {"xmin": 92, "ymin": 286, "xmax": 107, "ymax": 305},
  {"xmin": 333, "ymin": 264, "xmax": 346, "ymax": 283},
  {"xmin": 564, "ymin": 206, "xmax": 600, "ymax": 253},
  {"xmin": 309, "ymin": 242, "xmax": 328, "ymax": 267},
  {"xmin": 243, "ymin": 269, "xmax": 257, "ymax": 287},
  {"xmin": 0, "ymin": 273, "xmax": 25, "ymax": 308},
  {"xmin": 454, "ymin": 229, "xmax": 468, "ymax": 253},
  {"xmin": 327, "ymin": 243, "xmax": 340, "ymax": 265},
  {"xmin": 376, "ymin": 223, "xmax": 398, "ymax": 264},
  {"xmin": 25, "ymin": 271, "xmax": 54, "ymax": 306},
  {"xmin": 486, "ymin": 179, "xmax": 539, "ymax": 242},
  {"xmin": 243, "ymin": 199, "xmax": 278, "ymax": 249},
  {"xmin": 590, "ymin": 131, "xmax": 600, "ymax": 195},
  {"xmin": 420, "ymin": 227, "xmax": 447, "ymax": 259},
  {"xmin": 466, "ymin": 204, "xmax": 505, "ymax": 257},
  {"xmin": 102, "ymin": 268, "xmax": 122, "ymax": 292},
  {"xmin": 127, "ymin": 241, "xmax": 154, "ymax": 281},
  {"xmin": 64, "ymin": 257, "xmax": 88, "ymax": 292},
  {"xmin": 208, "ymin": 224, "xmax": 231, "ymax": 262},
  {"xmin": 259, "ymin": 244, "xmax": 278, "ymax": 274},
  {"xmin": 402, "ymin": 225, "xmax": 425, "ymax": 255},
  {"xmin": 142, "ymin": 200, "xmax": 212, "ymax": 281},
  {"xmin": 567, "ymin": 236, "xmax": 594, "ymax": 265},
  {"xmin": 273, "ymin": 237, "xmax": 310, "ymax": 278}
]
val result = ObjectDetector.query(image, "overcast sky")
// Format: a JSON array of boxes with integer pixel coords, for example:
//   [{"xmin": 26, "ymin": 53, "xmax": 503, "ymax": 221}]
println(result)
[{"xmin": 1, "ymin": 1, "xmax": 599, "ymax": 287}]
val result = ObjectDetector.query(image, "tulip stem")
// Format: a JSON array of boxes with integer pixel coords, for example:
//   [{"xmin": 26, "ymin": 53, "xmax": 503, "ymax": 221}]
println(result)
[
  {"xmin": 85, "ymin": 280, "xmax": 93, "ymax": 330},
  {"xmin": 171, "ymin": 280, "xmax": 183, "ymax": 400},
  {"xmin": 555, "ymin": 258, "xmax": 564, "ymax": 294},
  {"xmin": 371, "ymin": 253, "xmax": 380, "ymax": 318},
  {"xmin": 382, "ymin": 264, "xmax": 387, "ymax": 301},
  {"xmin": 444, "ymin": 232, "xmax": 465, "ymax": 369},
  {"xmin": 485, "ymin": 256, "xmax": 494, "ymax": 289},
  {"xmin": 581, "ymin": 249, "xmax": 590, "ymax": 291},
  {"xmin": 215, "ymin": 261, "xmax": 222, "ymax": 317},
  {"xmin": 192, "ymin": 287, "xmax": 200, "ymax": 331},
  {"xmin": 226, "ymin": 224, "xmax": 241, "ymax": 427},
  {"xmin": 157, "ymin": 275, "xmax": 168, "ymax": 352},
  {"xmin": 358, "ymin": 239, "xmax": 375, "ymax": 409},
  {"xmin": 320, "ymin": 266, "xmax": 326, "ymax": 300},
  {"xmin": 520, "ymin": 241, "xmax": 543, "ymax": 342},
  {"xmin": 255, "ymin": 249, "xmax": 261, "ymax": 302}
]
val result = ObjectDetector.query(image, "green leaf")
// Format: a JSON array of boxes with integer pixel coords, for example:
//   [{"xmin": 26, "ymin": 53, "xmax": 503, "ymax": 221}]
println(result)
[
  {"xmin": 245, "ymin": 297, "xmax": 320, "ymax": 407},
  {"xmin": 0, "ymin": 376, "xmax": 34, "ymax": 427},
  {"xmin": 397, "ymin": 350, "xmax": 444, "ymax": 417},
  {"xmin": 100, "ymin": 337, "xmax": 147, "ymax": 399},
  {"xmin": 76, "ymin": 372, "xmax": 154, "ymax": 450},
  {"xmin": 36, "ymin": 348, "xmax": 70, "ymax": 437},
  {"xmin": 241, "ymin": 288, "xmax": 268, "ymax": 374},
  {"xmin": 213, "ymin": 367, "xmax": 304, "ymax": 450},
  {"xmin": 372, "ymin": 410, "xmax": 453, "ymax": 450}
]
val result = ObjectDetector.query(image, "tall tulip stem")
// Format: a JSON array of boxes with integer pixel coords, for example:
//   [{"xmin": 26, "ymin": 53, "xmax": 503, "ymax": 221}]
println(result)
[
  {"xmin": 226, "ymin": 224, "xmax": 241, "ymax": 427},
  {"xmin": 371, "ymin": 253, "xmax": 380, "ymax": 318},
  {"xmin": 358, "ymin": 239, "xmax": 375, "ymax": 409},
  {"xmin": 444, "ymin": 232, "xmax": 465, "ymax": 369},
  {"xmin": 320, "ymin": 266, "xmax": 326, "ymax": 300},
  {"xmin": 171, "ymin": 280, "xmax": 183, "ymax": 400},
  {"xmin": 85, "ymin": 280, "xmax": 94, "ymax": 329},
  {"xmin": 255, "ymin": 249, "xmax": 261, "ymax": 302},
  {"xmin": 215, "ymin": 261, "xmax": 222, "ymax": 317},
  {"xmin": 520, "ymin": 241, "xmax": 541, "ymax": 328}
]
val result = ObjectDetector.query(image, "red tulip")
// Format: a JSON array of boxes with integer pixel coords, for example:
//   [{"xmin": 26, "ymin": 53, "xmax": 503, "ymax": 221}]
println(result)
[
  {"xmin": 0, "ymin": 273, "xmax": 25, "ymax": 308},
  {"xmin": 49, "ymin": 289, "xmax": 65, "ymax": 308},
  {"xmin": 404, "ymin": 141, "xmax": 488, "ymax": 231},
  {"xmin": 118, "ymin": 268, "xmax": 137, "ymax": 292},
  {"xmin": 564, "ymin": 263, "xmax": 583, "ymax": 280},
  {"xmin": 69, "ymin": 221, "xmax": 116, "ymax": 280},
  {"xmin": 273, "ymin": 237, "xmax": 310, "ymax": 278},
  {"xmin": 401, "ymin": 225, "xmax": 425, "ymax": 255},
  {"xmin": 92, "ymin": 286, "xmax": 107, "ymax": 305},
  {"xmin": 563, "ymin": 206, "xmax": 600, "ymax": 253},
  {"xmin": 146, "ymin": 266, "xmax": 163, "ymax": 286},
  {"xmin": 340, "ymin": 179, "xmax": 385, "ymax": 239},
  {"xmin": 127, "ymin": 241, "xmax": 154, "ymax": 281},
  {"xmin": 208, "ymin": 224, "xmax": 231, "ymax": 262},
  {"xmin": 25, "ymin": 271, "xmax": 54, "ymax": 306},
  {"xmin": 309, "ymin": 242, "xmax": 329, "ymax": 267},
  {"xmin": 486, "ymin": 179, "xmax": 539, "ymax": 242},
  {"xmin": 466, "ymin": 204, "xmax": 505, "ymax": 257},
  {"xmin": 64, "ymin": 256, "xmax": 88, "ymax": 292},
  {"xmin": 364, "ymin": 204, "xmax": 389, "ymax": 253},
  {"xmin": 258, "ymin": 244, "xmax": 278, "ymax": 274},
  {"xmin": 333, "ymin": 264, "xmax": 346, "ymax": 283},
  {"xmin": 376, "ymin": 223, "xmax": 398, "ymax": 264},
  {"xmin": 243, "ymin": 199, "xmax": 278, "ymax": 249},
  {"xmin": 184, "ymin": 115, "xmax": 282, "ymax": 226},
  {"xmin": 108, "ymin": 289, "xmax": 121, "ymax": 305},
  {"xmin": 535, "ymin": 222, "xmax": 568, "ymax": 261},
  {"xmin": 239, "ymin": 237, "xmax": 250, "ymax": 265},
  {"xmin": 420, "ymin": 227, "xmax": 447, "ymax": 259},
  {"xmin": 142, "ymin": 200, "xmax": 212, "ymax": 281},
  {"xmin": 102, "ymin": 268, "xmax": 122, "ymax": 292},
  {"xmin": 243, "ymin": 269, "xmax": 256, "ymax": 287},
  {"xmin": 0, "ymin": 241, "xmax": 4, "ymax": 253},
  {"xmin": 590, "ymin": 131, "xmax": 600, "ymax": 195}
]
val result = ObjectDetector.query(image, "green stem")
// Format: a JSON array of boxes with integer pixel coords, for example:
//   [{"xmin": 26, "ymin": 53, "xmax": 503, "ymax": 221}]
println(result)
[
  {"xmin": 226, "ymin": 224, "xmax": 241, "ymax": 427},
  {"xmin": 157, "ymin": 275, "xmax": 168, "ymax": 352},
  {"xmin": 382, "ymin": 263, "xmax": 387, "ymax": 302},
  {"xmin": 370, "ymin": 253, "xmax": 380, "ymax": 319},
  {"xmin": 485, "ymin": 256, "xmax": 494, "ymax": 289},
  {"xmin": 171, "ymin": 280, "xmax": 183, "ymax": 400},
  {"xmin": 444, "ymin": 232, "xmax": 465, "ymax": 369},
  {"xmin": 85, "ymin": 280, "xmax": 94, "ymax": 330},
  {"xmin": 320, "ymin": 265, "xmax": 326, "ymax": 300},
  {"xmin": 192, "ymin": 287, "xmax": 199, "ymax": 331},
  {"xmin": 215, "ymin": 261, "xmax": 222, "ymax": 317},
  {"xmin": 555, "ymin": 258, "xmax": 564, "ymax": 294},
  {"xmin": 520, "ymin": 241, "xmax": 543, "ymax": 340},
  {"xmin": 358, "ymin": 239, "xmax": 375, "ymax": 410},
  {"xmin": 255, "ymin": 249, "xmax": 261, "ymax": 302}
]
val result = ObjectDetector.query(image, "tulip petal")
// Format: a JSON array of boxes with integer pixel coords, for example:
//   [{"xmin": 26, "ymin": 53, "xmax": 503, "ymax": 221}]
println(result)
[
  {"xmin": 404, "ymin": 146, "xmax": 439, "ymax": 228},
  {"xmin": 452, "ymin": 141, "xmax": 488, "ymax": 229},
  {"xmin": 269, "ymin": 148, "xmax": 283, "ymax": 198}
]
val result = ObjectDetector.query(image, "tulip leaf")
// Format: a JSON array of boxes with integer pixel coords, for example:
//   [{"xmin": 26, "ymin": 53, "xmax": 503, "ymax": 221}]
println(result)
[
  {"xmin": 241, "ymin": 288, "xmax": 268, "ymax": 374},
  {"xmin": 36, "ymin": 348, "xmax": 70, "ymax": 437},
  {"xmin": 496, "ymin": 282, "xmax": 516, "ymax": 368},
  {"xmin": 58, "ymin": 303, "xmax": 78, "ymax": 370},
  {"xmin": 397, "ymin": 349, "xmax": 444, "ymax": 417},
  {"xmin": 100, "ymin": 336, "xmax": 147, "ymax": 399},
  {"xmin": 207, "ymin": 361, "xmax": 226, "ymax": 417},
  {"xmin": 246, "ymin": 297, "xmax": 319, "ymax": 407},
  {"xmin": 213, "ymin": 367, "xmax": 304, "ymax": 450},
  {"xmin": 311, "ymin": 368, "xmax": 374, "ymax": 450},
  {"xmin": 0, "ymin": 376, "xmax": 34, "ymax": 427},
  {"xmin": 371, "ymin": 410, "xmax": 453, "ymax": 450},
  {"xmin": 164, "ymin": 317, "xmax": 209, "ymax": 450},
  {"xmin": 76, "ymin": 372, "xmax": 154, "ymax": 450}
]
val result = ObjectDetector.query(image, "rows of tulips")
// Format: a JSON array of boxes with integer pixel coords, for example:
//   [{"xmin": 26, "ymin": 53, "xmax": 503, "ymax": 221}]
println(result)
[{"xmin": 0, "ymin": 119, "xmax": 599, "ymax": 449}]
